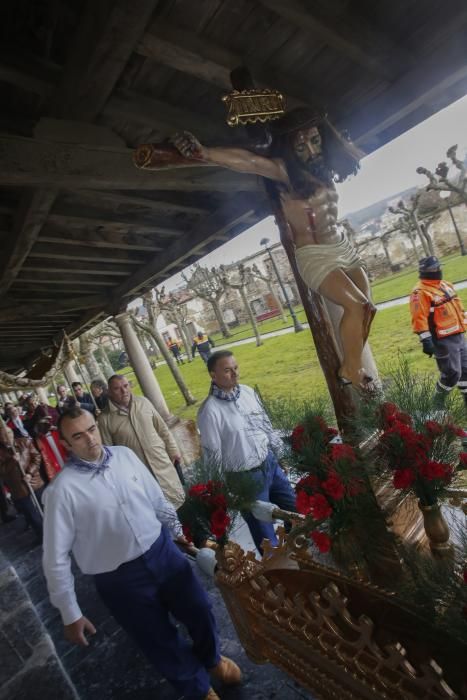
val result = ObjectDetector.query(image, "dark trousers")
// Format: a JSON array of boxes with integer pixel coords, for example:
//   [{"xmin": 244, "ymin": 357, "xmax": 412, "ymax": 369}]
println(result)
[
  {"xmin": 199, "ymin": 350, "xmax": 211, "ymax": 364},
  {"xmin": 94, "ymin": 527, "xmax": 220, "ymax": 699},
  {"xmin": 434, "ymin": 333, "xmax": 467, "ymax": 401},
  {"xmin": 0, "ymin": 481, "xmax": 11, "ymax": 522},
  {"xmin": 239, "ymin": 450, "xmax": 297, "ymax": 552},
  {"xmin": 13, "ymin": 487, "xmax": 44, "ymax": 539}
]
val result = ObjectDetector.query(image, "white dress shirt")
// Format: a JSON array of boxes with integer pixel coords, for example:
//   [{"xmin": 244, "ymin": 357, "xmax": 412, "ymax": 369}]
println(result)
[
  {"xmin": 197, "ymin": 384, "xmax": 284, "ymax": 471},
  {"xmin": 42, "ymin": 446, "xmax": 182, "ymax": 625}
]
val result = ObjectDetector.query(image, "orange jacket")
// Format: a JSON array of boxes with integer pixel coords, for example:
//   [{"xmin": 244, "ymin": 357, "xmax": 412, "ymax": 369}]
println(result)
[{"xmin": 410, "ymin": 279, "xmax": 466, "ymax": 339}]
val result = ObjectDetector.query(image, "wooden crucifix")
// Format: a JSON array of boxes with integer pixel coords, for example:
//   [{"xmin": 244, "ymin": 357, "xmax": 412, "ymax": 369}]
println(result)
[{"xmin": 133, "ymin": 69, "xmax": 377, "ymax": 428}]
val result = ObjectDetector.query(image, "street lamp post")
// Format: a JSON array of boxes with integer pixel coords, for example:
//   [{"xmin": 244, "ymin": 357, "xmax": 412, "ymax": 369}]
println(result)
[{"xmin": 260, "ymin": 238, "xmax": 304, "ymax": 333}]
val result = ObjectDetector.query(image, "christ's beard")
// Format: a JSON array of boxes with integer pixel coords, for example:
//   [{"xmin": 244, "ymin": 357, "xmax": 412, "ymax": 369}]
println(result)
[{"xmin": 302, "ymin": 155, "xmax": 330, "ymax": 183}]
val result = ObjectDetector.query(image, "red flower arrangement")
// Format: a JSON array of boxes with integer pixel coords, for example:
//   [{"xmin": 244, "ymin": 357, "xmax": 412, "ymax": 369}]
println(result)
[
  {"xmin": 376, "ymin": 402, "xmax": 463, "ymax": 506},
  {"xmin": 292, "ymin": 414, "xmax": 368, "ymax": 555},
  {"xmin": 183, "ymin": 480, "xmax": 231, "ymax": 544}
]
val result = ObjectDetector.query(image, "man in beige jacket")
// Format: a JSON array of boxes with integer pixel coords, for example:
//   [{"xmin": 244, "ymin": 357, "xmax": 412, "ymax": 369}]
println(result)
[{"xmin": 98, "ymin": 375, "xmax": 185, "ymax": 509}]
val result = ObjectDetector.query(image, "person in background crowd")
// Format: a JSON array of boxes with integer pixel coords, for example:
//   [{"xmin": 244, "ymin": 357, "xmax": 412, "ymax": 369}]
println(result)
[
  {"xmin": 23, "ymin": 395, "xmax": 59, "ymax": 435},
  {"xmin": 43, "ymin": 407, "xmax": 241, "ymax": 700},
  {"xmin": 71, "ymin": 382, "xmax": 95, "ymax": 413},
  {"xmin": 6, "ymin": 405, "xmax": 31, "ymax": 438},
  {"xmin": 34, "ymin": 411, "xmax": 68, "ymax": 482},
  {"xmin": 410, "ymin": 256, "xmax": 467, "ymax": 409},
  {"xmin": 197, "ymin": 350, "xmax": 297, "ymax": 553},
  {"xmin": 56, "ymin": 384, "xmax": 76, "ymax": 414},
  {"xmin": 90, "ymin": 379, "xmax": 109, "ymax": 411},
  {"xmin": 0, "ymin": 417, "xmax": 16, "ymax": 524},
  {"xmin": 192, "ymin": 331, "xmax": 215, "ymax": 364},
  {"xmin": 98, "ymin": 375, "xmax": 185, "ymax": 509},
  {"xmin": 167, "ymin": 336, "xmax": 185, "ymax": 365},
  {"xmin": 0, "ymin": 421, "xmax": 44, "ymax": 543}
]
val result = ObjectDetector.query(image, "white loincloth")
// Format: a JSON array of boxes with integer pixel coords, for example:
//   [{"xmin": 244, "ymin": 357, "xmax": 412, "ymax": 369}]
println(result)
[{"xmin": 295, "ymin": 236, "xmax": 364, "ymax": 291}]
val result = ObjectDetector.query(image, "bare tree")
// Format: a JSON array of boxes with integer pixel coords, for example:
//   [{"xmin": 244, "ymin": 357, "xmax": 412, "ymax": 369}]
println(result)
[
  {"xmin": 417, "ymin": 145, "xmax": 467, "ymax": 204},
  {"xmin": 388, "ymin": 193, "xmax": 434, "ymax": 257},
  {"xmin": 182, "ymin": 265, "xmax": 231, "ymax": 338},
  {"xmin": 132, "ymin": 293, "xmax": 196, "ymax": 407},
  {"xmin": 220, "ymin": 263, "xmax": 263, "ymax": 347},
  {"xmin": 155, "ymin": 287, "xmax": 193, "ymax": 361},
  {"xmin": 250, "ymin": 263, "xmax": 288, "ymax": 323}
]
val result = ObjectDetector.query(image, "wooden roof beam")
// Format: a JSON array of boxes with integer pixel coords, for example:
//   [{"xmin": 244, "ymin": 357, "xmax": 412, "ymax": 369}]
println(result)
[
  {"xmin": 257, "ymin": 0, "xmax": 408, "ymax": 81},
  {"xmin": 0, "ymin": 189, "xmax": 57, "ymax": 298},
  {"xmin": 0, "ymin": 133, "xmax": 262, "ymax": 193},
  {"xmin": 346, "ymin": 34, "xmax": 467, "ymax": 146},
  {"xmin": 46, "ymin": 214, "xmax": 180, "ymax": 239},
  {"xmin": 137, "ymin": 19, "xmax": 326, "ymax": 112},
  {"xmin": 29, "ymin": 244, "xmax": 144, "ymax": 265},
  {"xmin": 109, "ymin": 193, "xmax": 269, "ymax": 303},
  {"xmin": 70, "ymin": 189, "xmax": 209, "ymax": 217}
]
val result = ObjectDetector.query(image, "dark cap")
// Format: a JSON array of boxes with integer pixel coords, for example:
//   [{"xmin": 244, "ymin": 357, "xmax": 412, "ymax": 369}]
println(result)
[{"xmin": 418, "ymin": 256, "xmax": 441, "ymax": 274}]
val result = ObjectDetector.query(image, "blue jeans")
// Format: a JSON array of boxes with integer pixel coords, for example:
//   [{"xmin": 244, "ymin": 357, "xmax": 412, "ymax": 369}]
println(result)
[
  {"xmin": 239, "ymin": 451, "xmax": 297, "ymax": 553},
  {"xmin": 95, "ymin": 527, "xmax": 220, "ymax": 699}
]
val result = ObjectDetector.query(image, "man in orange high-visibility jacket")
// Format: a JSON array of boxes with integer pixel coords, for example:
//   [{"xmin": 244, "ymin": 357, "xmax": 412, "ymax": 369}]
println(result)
[{"xmin": 410, "ymin": 256, "xmax": 467, "ymax": 408}]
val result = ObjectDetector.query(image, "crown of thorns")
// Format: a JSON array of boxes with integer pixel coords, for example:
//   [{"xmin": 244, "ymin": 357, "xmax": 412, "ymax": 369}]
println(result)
[{"xmin": 270, "ymin": 108, "xmax": 324, "ymax": 136}]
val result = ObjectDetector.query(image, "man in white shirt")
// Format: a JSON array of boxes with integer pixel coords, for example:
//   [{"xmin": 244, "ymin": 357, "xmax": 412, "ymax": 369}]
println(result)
[
  {"xmin": 42, "ymin": 407, "xmax": 241, "ymax": 700},
  {"xmin": 197, "ymin": 351, "xmax": 297, "ymax": 553}
]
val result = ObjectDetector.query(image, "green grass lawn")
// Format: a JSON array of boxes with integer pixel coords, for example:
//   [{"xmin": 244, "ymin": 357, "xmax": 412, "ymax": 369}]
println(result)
[
  {"xmin": 126, "ymin": 287, "xmax": 467, "ymax": 422},
  {"xmin": 208, "ymin": 254, "xmax": 466, "ymax": 344}
]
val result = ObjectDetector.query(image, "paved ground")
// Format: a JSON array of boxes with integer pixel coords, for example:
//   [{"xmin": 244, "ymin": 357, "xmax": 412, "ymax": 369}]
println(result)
[{"xmin": 0, "ymin": 516, "xmax": 314, "ymax": 700}]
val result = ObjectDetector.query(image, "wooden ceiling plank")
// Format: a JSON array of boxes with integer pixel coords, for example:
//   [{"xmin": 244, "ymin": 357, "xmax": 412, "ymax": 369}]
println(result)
[
  {"xmin": 257, "ymin": 0, "xmax": 407, "ymax": 81},
  {"xmin": 346, "ymin": 36, "xmax": 467, "ymax": 146},
  {"xmin": 28, "ymin": 244, "xmax": 144, "ymax": 264},
  {"xmin": 49, "ymin": 0, "xmax": 159, "ymax": 121},
  {"xmin": 39, "ymin": 230, "xmax": 165, "ymax": 252},
  {"xmin": 137, "ymin": 19, "xmax": 326, "ymax": 111},
  {"xmin": 109, "ymin": 193, "xmax": 269, "ymax": 302},
  {"xmin": 0, "ymin": 189, "xmax": 57, "ymax": 298},
  {"xmin": 48, "ymin": 213, "xmax": 187, "ymax": 237},
  {"xmin": 71, "ymin": 189, "xmax": 209, "ymax": 217}
]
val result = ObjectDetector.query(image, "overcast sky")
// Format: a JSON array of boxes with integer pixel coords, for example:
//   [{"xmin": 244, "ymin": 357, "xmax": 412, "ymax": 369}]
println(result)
[{"xmin": 163, "ymin": 93, "xmax": 467, "ymax": 291}]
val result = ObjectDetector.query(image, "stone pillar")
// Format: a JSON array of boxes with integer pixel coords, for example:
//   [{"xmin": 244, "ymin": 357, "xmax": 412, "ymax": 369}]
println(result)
[
  {"xmin": 63, "ymin": 361, "xmax": 80, "ymax": 387},
  {"xmin": 114, "ymin": 313, "xmax": 174, "ymax": 422},
  {"xmin": 36, "ymin": 386, "xmax": 49, "ymax": 404}
]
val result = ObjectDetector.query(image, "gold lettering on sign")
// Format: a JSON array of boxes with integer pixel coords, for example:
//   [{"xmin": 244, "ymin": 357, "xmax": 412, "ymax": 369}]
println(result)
[{"xmin": 222, "ymin": 90, "xmax": 286, "ymax": 127}]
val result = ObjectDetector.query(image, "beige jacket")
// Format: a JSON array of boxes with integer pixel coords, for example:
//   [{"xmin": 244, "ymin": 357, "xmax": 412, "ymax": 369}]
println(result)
[{"xmin": 98, "ymin": 395, "xmax": 185, "ymax": 508}]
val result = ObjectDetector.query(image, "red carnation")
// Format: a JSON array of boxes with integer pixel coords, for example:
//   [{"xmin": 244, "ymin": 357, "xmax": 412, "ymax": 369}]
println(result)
[
  {"xmin": 211, "ymin": 494, "xmax": 227, "ymax": 510},
  {"xmin": 321, "ymin": 474, "xmax": 345, "ymax": 501},
  {"xmin": 425, "ymin": 420, "xmax": 443, "ymax": 436},
  {"xmin": 310, "ymin": 530, "xmax": 332, "ymax": 553},
  {"xmin": 296, "ymin": 490, "xmax": 312, "ymax": 515},
  {"xmin": 189, "ymin": 483, "xmax": 207, "ymax": 498},
  {"xmin": 330, "ymin": 443, "xmax": 356, "ymax": 463},
  {"xmin": 380, "ymin": 402, "xmax": 398, "ymax": 423},
  {"xmin": 210, "ymin": 509, "xmax": 230, "ymax": 539},
  {"xmin": 394, "ymin": 411, "xmax": 413, "ymax": 427},
  {"xmin": 309, "ymin": 493, "xmax": 333, "ymax": 520},
  {"xmin": 418, "ymin": 460, "xmax": 451, "ymax": 481},
  {"xmin": 291, "ymin": 424, "xmax": 307, "ymax": 452},
  {"xmin": 327, "ymin": 427, "xmax": 339, "ymax": 440},
  {"xmin": 459, "ymin": 453, "xmax": 467, "ymax": 468},
  {"xmin": 296, "ymin": 474, "xmax": 319, "ymax": 491},
  {"xmin": 393, "ymin": 468, "xmax": 415, "ymax": 489}
]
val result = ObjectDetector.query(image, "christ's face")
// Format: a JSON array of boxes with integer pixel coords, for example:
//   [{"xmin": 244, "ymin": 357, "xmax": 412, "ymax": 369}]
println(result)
[{"xmin": 291, "ymin": 126, "xmax": 322, "ymax": 166}]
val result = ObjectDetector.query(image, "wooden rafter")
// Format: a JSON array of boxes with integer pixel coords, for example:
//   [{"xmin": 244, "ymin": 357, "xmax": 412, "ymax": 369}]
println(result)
[
  {"xmin": 257, "ymin": 0, "xmax": 408, "ymax": 81},
  {"xmin": 110, "ymin": 193, "xmax": 269, "ymax": 302},
  {"xmin": 0, "ymin": 133, "xmax": 262, "ymax": 193}
]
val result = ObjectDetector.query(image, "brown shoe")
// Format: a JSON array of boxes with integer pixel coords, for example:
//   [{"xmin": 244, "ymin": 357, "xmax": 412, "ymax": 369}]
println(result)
[
  {"xmin": 205, "ymin": 689, "xmax": 220, "ymax": 700},
  {"xmin": 210, "ymin": 655, "xmax": 242, "ymax": 684}
]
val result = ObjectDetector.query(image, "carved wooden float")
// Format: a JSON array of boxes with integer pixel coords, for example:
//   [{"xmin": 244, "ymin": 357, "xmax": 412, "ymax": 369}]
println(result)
[{"xmin": 214, "ymin": 529, "xmax": 466, "ymax": 700}]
